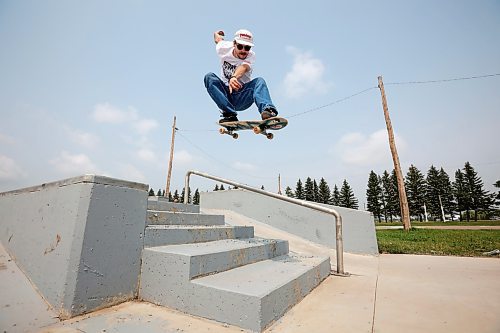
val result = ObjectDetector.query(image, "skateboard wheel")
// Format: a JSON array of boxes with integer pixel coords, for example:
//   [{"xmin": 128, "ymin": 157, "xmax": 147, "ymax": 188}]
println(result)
[
  {"xmin": 253, "ymin": 126, "xmax": 262, "ymax": 134},
  {"xmin": 219, "ymin": 128, "xmax": 226, "ymax": 135},
  {"xmin": 232, "ymin": 133, "xmax": 239, "ymax": 139},
  {"xmin": 266, "ymin": 133, "xmax": 274, "ymax": 140}
]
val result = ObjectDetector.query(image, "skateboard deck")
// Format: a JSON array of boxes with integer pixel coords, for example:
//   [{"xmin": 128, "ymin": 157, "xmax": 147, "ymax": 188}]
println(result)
[{"xmin": 218, "ymin": 116, "xmax": 288, "ymax": 139}]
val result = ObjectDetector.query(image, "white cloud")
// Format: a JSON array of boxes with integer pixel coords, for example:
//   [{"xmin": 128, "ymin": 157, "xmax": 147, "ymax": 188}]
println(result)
[
  {"xmin": 91, "ymin": 103, "xmax": 158, "ymax": 136},
  {"xmin": 134, "ymin": 118, "xmax": 159, "ymax": 135},
  {"xmin": 49, "ymin": 151, "xmax": 98, "ymax": 175},
  {"xmin": 334, "ymin": 129, "xmax": 408, "ymax": 167},
  {"xmin": 117, "ymin": 164, "xmax": 147, "ymax": 183},
  {"xmin": 0, "ymin": 155, "xmax": 24, "ymax": 181},
  {"xmin": 232, "ymin": 161, "xmax": 258, "ymax": 172},
  {"xmin": 65, "ymin": 128, "xmax": 100, "ymax": 149},
  {"xmin": 175, "ymin": 150, "xmax": 194, "ymax": 165},
  {"xmin": 136, "ymin": 148, "xmax": 157, "ymax": 163},
  {"xmin": 283, "ymin": 46, "xmax": 332, "ymax": 99},
  {"xmin": 92, "ymin": 103, "xmax": 137, "ymax": 123},
  {"xmin": 0, "ymin": 133, "xmax": 16, "ymax": 145}
]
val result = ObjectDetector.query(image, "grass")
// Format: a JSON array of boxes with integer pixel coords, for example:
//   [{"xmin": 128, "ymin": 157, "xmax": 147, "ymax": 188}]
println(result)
[{"xmin": 376, "ymin": 228, "xmax": 500, "ymax": 257}]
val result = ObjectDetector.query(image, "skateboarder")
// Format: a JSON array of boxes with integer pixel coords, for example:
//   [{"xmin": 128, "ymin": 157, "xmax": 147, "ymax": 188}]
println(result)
[{"xmin": 204, "ymin": 29, "xmax": 279, "ymax": 124}]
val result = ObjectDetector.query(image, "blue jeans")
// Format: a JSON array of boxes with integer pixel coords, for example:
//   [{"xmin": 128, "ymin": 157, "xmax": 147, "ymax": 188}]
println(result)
[{"xmin": 204, "ymin": 72, "xmax": 277, "ymax": 116}]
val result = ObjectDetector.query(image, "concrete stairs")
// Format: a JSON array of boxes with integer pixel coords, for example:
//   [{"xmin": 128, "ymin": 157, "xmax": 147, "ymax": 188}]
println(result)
[{"xmin": 139, "ymin": 197, "xmax": 331, "ymax": 332}]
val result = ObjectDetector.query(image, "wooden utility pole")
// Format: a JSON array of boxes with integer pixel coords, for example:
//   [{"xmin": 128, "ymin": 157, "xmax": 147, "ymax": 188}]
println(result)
[
  {"xmin": 378, "ymin": 76, "xmax": 411, "ymax": 231},
  {"xmin": 165, "ymin": 116, "xmax": 177, "ymax": 198}
]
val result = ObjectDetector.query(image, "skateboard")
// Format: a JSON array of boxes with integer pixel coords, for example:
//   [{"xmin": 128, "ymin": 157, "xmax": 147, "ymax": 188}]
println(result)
[{"xmin": 218, "ymin": 116, "xmax": 288, "ymax": 140}]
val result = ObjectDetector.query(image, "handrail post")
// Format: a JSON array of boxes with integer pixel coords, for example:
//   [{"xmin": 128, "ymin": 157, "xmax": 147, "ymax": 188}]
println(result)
[{"xmin": 184, "ymin": 170, "xmax": 348, "ymax": 276}]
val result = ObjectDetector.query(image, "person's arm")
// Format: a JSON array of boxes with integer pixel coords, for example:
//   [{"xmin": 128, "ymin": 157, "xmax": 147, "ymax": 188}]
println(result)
[
  {"xmin": 228, "ymin": 64, "xmax": 250, "ymax": 93},
  {"xmin": 213, "ymin": 30, "xmax": 225, "ymax": 44}
]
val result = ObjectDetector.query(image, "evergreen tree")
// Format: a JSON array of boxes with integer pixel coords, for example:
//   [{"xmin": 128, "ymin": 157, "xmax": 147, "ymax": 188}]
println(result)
[
  {"xmin": 148, "ymin": 188, "xmax": 155, "ymax": 196},
  {"xmin": 173, "ymin": 190, "xmax": 180, "ymax": 202},
  {"xmin": 180, "ymin": 187, "xmax": 191, "ymax": 204},
  {"xmin": 494, "ymin": 180, "xmax": 500, "ymax": 204},
  {"xmin": 261, "ymin": 185, "xmax": 265, "ymax": 190},
  {"xmin": 390, "ymin": 169, "xmax": 401, "ymax": 220},
  {"xmin": 339, "ymin": 179, "xmax": 359, "ymax": 209},
  {"xmin": 438, "ymin": 168, "xmax": 456, "ymax": 220},
  {"xmin": 463, "ymin": 162, "xmax": 491, "ymax": 221},
  {"xmin": 313, "ymin": 179, "xmax": 319, "ymax": 203},
  {"xmin": 425, "ymin": 165, "xmax": 442, "ymax": 221},
  {"xmin": 304, "ymin": 177, "xmax": 315, "ymax": 202},
  {"xmin": 366, "ymin": 171, "xmax": 383, "ymax": 222},
  {"xmin": 318, "ymin": 178, "xmax": 331, "ymax": 204},
  {"xmin": 285, "ymin": 186, "xmax": 295, "ymax": 198},
  {"xmin": 156, "ymin": 189, "xmax": 162, "ymax": 197},
  {"xmin": 220, "ymin": 184, "xmax": 225, "ymax": 191},
  {"xmin": 214, "ymin": 184, "xmax": 219, "ymax": 191},
  {"xmin": 453, "ymin": 169, "xmax": 470, "ymax": 221},
  {"xmin": 193, "ymin": 189, "xmax": 200, "ymax": 205},
  {"xmin": 380, "ymin": 170, "xmax": 398, "ymax": 221},
  {"xmin": 295, "ymin": 179, "xmax": 305, "ymax": 200},
  {"xmin": 168, "ymin": 191, "xmax": 173, "ymax": 202},
  {"xmin": 405, "ymin": 165, "xmax": 426, "ymax": 221},
  {"xmin": 330, "ymin": 184, "xmax": 340, "ymax": 206},
  {"xmin": 378, "ymin": 175, "xmax": 388, "ymax": 222}
]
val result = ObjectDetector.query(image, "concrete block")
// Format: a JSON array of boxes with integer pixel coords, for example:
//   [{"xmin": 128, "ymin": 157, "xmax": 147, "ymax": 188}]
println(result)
[
  {"xmin": 193, "ymin": 254, "xmax": 331, "ymax": 331},
  {"xmin": 140, "ymin": 251, "xmax": 330, "ymax": 332},
  {"xmin": 0, "ymin": 175, "xmax": 148, "ymax": 318},
  {"xmin": 144, "ymin": 238, "xmax": 289, "ymax": 279},
  {"xmin": 147, "ymin": 198, "xmax": 200, "ymax": 213},
  {"xmin": 147, "ymin": 211, "xmax": 225, "ymax": 226},
  {"xmin": 144, "ymin": 225, "xmax": 254, "ymax": 247},
  {"xmin": 200, "ymin": 189, "xmax": 379, "ymax": 255}
]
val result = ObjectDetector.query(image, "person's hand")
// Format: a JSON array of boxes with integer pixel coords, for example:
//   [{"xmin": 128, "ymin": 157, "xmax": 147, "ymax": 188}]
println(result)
[{"xmin": 229, "ymin": 77, "xmax": 242, "ymax": 94}]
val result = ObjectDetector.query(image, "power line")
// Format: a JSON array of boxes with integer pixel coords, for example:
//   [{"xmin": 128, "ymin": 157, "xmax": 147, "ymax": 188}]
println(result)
[
  {"xmin": 176, "ymin": 131, "xmax": 273, "ymax": 180},
  {"xmin": 385, "ymin": 73, "xmax": 500, "ymax": 86},
  {"xmin": 177, "ymin": 128, "xmax": 217, "ymax": 132},
  {"xmin": 177, "ymin": 72, "xmax": 500, "ymax": 129},
  {"xmin": 285, "ymin": 86, "xmax": 378, "ymax": 119}
]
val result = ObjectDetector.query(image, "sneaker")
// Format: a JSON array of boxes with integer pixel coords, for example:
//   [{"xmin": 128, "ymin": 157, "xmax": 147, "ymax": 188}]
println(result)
[
  {"xmin": 219, "ymin": 114, "xmax": 239, "ymax": 124},
  {"xmin": 261, "ymin": 108, "xmax": 278, "ymax": 120}
]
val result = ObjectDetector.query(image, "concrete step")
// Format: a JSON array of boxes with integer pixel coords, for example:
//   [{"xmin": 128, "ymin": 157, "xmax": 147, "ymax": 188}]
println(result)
[
  {"xmin": 143, "ymin": 225, "xmax": 254, "ymax": 247},
  {"xmin": 147, "ymin": 210, "xmax": 224, "ymax": 226},
  {"xmin": 140, "ymin": 251, "xmax": 330, "ymax": 332},
  {"xmin": 147, "ymin": 198, "xmax": 200, "ymax": 213},
  {"xmin": 142, "ymin": 238, "xmax": 289, "ymax": 279},
  {"xmin": 192, "ymin": 254, "xmax": 331, "ymax": 331}
]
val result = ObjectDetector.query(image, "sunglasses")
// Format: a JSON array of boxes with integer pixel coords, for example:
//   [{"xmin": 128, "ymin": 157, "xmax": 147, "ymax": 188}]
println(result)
[{"xmin": 236, "ymin": 43, "xmax": 252, "ymax": 51}]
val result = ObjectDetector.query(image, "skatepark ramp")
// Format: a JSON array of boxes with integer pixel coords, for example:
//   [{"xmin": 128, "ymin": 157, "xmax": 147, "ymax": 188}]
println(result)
[{"xmin": 0, "ymin": 174, "xmax": 333, "ymax": 332}]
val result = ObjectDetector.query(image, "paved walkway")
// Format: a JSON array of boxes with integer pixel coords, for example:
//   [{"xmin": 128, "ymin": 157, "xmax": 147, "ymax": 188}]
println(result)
[
  {"xmin": 376, "ymin": 225, "xmax": 500, "ymax": 230},
  {"xmin": 1, "ymin": 211, "xmax": 499, "ymax": 333}
]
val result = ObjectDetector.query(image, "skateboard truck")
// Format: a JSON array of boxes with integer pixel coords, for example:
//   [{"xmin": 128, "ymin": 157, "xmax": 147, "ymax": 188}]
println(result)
[{"xmin": 219, "ymin": 127, "xmax": 239, "ymax": 139}]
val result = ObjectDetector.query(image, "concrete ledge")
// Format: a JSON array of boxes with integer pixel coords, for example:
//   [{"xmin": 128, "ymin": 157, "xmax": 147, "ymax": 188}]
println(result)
[
  {"xmin": 147, "ymin": 199, "xmax": 200, "ymax": 213},
  {"xmin": 0, "ymin": 174, "xmax": 149, "ymax": 196},
  {"xmin": 144, "ymin": 225, "xmax": 254, "ymax": 247},
  {"xmin": 200, "ymin": 189, "xmax": 379, "ymax": 255},
  {"xmin": 0, "ymin": 175, "xmax": 148, "ymax": 318},
  {"xmin": 147, "ymin": 211, "xmax": 225, "ymax": 226}
]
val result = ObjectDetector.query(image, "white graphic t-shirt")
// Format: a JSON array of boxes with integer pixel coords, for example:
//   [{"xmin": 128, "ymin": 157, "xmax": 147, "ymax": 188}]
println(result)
[{"xmin": 216, "ymin": 41, "xmax": 255, "ymax": 86}]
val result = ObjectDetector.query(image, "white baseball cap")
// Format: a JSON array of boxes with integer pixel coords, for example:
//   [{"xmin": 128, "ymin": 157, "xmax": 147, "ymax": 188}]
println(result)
[{"xmin": 234, "ymin": 29, "xmax": 254, "ymax": 46}]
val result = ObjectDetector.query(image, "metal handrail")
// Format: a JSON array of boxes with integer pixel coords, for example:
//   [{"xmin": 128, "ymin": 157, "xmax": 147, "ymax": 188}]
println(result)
[{"xmin": 184, "ymin": 170, "xmax": 348, "ymax": 276}]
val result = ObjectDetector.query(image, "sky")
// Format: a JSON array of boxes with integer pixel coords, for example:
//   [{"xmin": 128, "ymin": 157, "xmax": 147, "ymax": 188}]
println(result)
[{"xmin": 1, "ymin": 0, "xmax": 499, "ymax": 208}]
